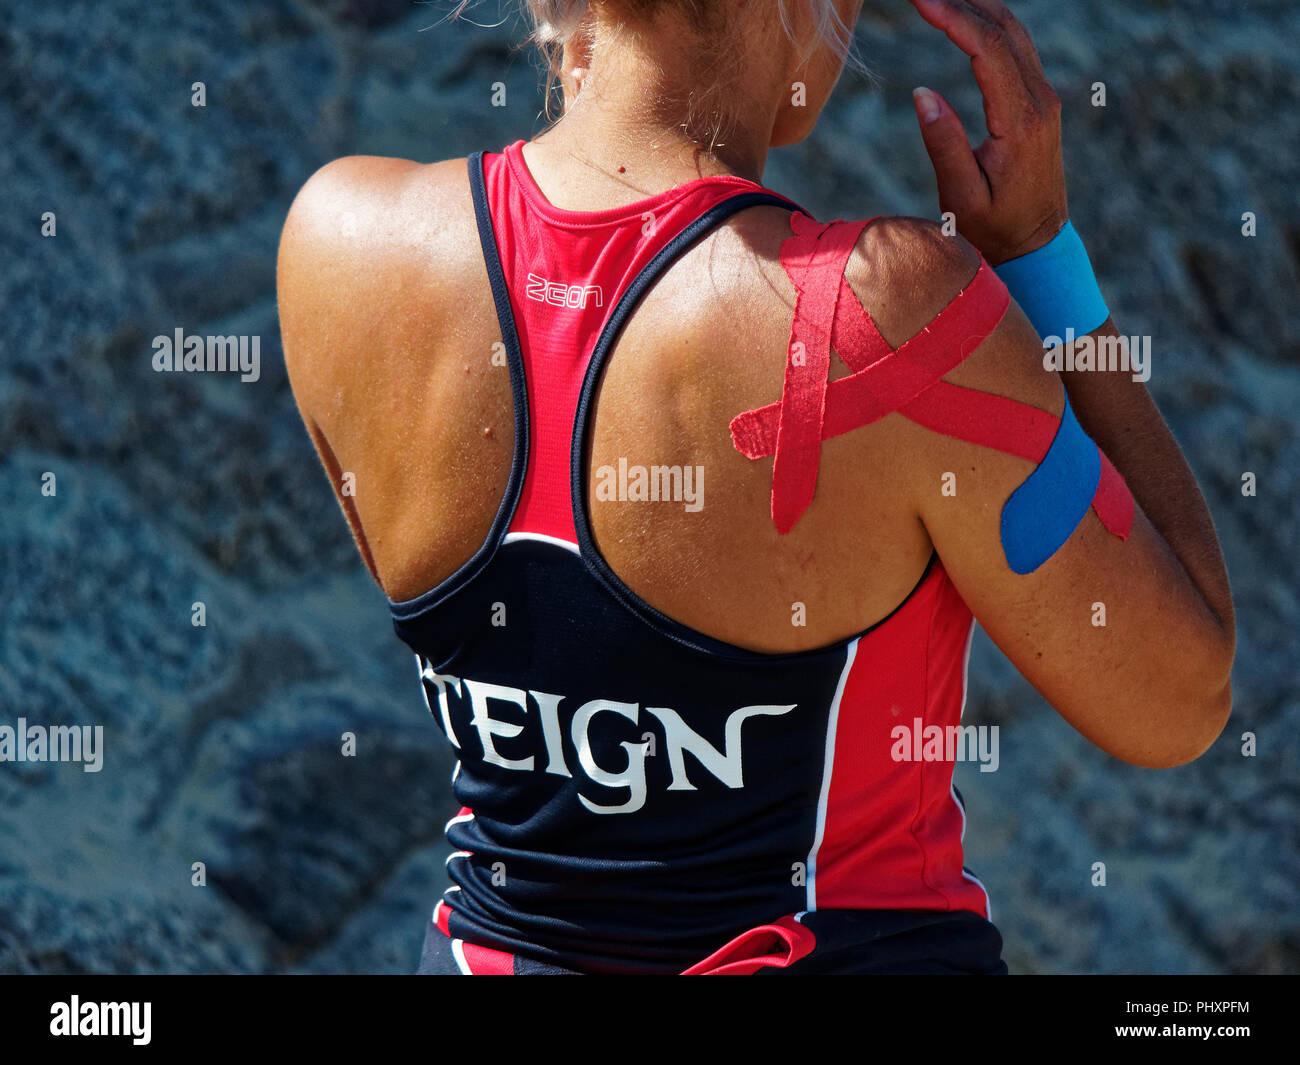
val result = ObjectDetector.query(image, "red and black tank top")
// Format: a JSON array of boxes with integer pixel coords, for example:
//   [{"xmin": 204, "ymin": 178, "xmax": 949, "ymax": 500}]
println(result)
[{"xmin": 390, "ymin": 140, "xmax": 1005, "ymax": 974}]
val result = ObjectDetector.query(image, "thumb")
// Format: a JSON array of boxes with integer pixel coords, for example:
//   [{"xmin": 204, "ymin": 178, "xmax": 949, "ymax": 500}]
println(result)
[{"xmin": 912, "ymin": 87, "xmax": 985, "ymax": 211}]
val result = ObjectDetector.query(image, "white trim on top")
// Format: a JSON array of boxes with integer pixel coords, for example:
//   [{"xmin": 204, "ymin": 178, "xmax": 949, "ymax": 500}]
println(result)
[
  {"xmin": 804, "ymin": 637, "xmax": 861, "ymax": 913},
  {"xmin": 952, "ymin": 618, "xmax": 992, "ymax": 921},
  {"xmin": 444, "ymin": 809, "xmax": 475, "ymax": 833},
  {"xmin": 502, "ymin": 531, "xmax": 580, "ymax": 554}
]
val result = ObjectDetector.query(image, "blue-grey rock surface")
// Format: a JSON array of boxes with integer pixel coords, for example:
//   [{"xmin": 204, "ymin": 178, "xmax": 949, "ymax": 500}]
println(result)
[{"xmin": 1, "ymin": 0, "xmax": 1296, "ymax": 973}]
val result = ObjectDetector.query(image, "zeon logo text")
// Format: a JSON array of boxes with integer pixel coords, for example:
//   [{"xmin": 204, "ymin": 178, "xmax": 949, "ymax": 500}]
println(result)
[{"xmin": 526, "ymin": 273, "xmax": 604, "ymax": 309}]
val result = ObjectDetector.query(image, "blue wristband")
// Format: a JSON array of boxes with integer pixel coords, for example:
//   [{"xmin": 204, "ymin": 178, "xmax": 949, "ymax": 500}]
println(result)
[{"xmin": 993, "ymin": 220, "xmax": 1109, "ymax": 342}]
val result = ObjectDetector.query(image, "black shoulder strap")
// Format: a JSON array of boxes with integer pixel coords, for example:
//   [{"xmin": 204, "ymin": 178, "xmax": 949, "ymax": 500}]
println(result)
[
  {"xmin": 568, "ymin": 188, "xmax": 808, "ymax": 657},
  {"xmin": 389, "ymin": 151, "xmax": 531, "ymax": 621}
]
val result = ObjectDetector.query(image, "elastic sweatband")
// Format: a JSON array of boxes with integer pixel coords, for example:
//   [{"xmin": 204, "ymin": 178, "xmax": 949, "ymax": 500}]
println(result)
[
  {"xmin": 993, "ymin": 220, "xmax": 1110, "ymax": 342},
  {"xmin": 999, "ymin": 391, "xmax": 1100, "ymax": 575}
]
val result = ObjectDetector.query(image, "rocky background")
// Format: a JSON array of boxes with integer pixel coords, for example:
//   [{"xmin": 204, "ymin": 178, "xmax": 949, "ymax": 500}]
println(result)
[{"xmin": 1, "ymin": 0, "xmax": 1295, "ymax": 973}]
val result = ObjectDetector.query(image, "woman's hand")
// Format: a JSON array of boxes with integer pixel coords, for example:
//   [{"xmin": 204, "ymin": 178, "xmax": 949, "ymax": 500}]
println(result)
[{"xmin": 906, "ymin": 0, "xmax": 1068, "ymax": 265}]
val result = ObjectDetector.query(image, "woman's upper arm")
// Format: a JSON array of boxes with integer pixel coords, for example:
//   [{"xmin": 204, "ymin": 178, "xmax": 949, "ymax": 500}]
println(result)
[
  {"xmin": 848, "ymin": 218, "xmax": 1231, "ymax": 768},
  {"xmin": 276, "ymin": 156, "xmax": 408, "ymax": 587}
]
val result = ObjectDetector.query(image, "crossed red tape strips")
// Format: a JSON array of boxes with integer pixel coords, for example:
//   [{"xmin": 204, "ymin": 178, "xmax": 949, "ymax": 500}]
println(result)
[{"xmin": 729, "ymin": 212, "xmax": 1133, "ymax": 545}]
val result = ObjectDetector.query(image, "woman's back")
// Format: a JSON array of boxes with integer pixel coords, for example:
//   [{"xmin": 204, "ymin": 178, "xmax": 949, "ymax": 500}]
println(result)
[{"xmin": 275, "ymin": 138, "xmax": 1009, "ymax": 650}]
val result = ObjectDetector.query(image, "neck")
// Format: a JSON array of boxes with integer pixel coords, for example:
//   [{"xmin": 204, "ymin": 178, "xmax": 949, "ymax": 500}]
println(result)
[{"xmin": 532, "ymin": 14, "xmax": 785, "ymax": 187}]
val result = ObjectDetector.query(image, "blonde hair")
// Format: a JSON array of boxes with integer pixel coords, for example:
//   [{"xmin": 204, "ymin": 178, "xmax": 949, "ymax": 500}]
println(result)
[{"xmin": 447, "ymin": 1, "xmax": 871, "ymax": 120}]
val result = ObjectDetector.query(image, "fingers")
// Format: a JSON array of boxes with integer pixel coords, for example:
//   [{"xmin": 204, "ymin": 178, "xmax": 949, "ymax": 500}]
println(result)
[
  {"xmin": 906, "ymin": 0, "xmax": 1054, "ymax": 134},
  {"xmin": 971, "ymin": 0, "xmax": 1060, "ymax": 110},
  {"xmin": 912, "ymin": 87, "xmax": 990, "ymax": 214},
  {"xmin": 915, "ymin": 0, "xmax": 1043, "ymax": 82}
]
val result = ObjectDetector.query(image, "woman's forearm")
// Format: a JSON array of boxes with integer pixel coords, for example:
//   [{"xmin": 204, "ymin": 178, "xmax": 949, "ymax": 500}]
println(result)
[{"xmin": 1058, "ymin": 320, "xmax": 1236, "ymax": 648}]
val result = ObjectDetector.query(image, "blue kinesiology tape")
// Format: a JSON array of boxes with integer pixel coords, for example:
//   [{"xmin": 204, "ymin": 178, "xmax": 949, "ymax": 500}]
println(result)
[
  {"xmin": 994, "ymin": 220, "xmax": 1110, "ymax": 341},
  {"xmin": 1000, "ymin": 392, "xmax": 1101, "ymax": 575}
]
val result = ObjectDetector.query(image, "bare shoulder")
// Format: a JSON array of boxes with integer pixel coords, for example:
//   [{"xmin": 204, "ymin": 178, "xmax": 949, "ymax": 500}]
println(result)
[
  {"xmin": 278, "ymin": 154, "xmax": 468, "ymax": 281},
  {"xmin": 844, "ymin": 215, "xmax": 982, "ymax": 348},
  {"xmin": 686, "ymin": 211, "xmax": 986, "ymax": 362},
  {"xmin": 846, "ymin": 214, "xmax": 1059, "ymax": 411},
  {"xmin": 282, "ymin": 154, "xmax": 465, "ymax": 222},
  {"xmin": 276, "ymin": 155, "xmax": 476, "ymax": 405}
]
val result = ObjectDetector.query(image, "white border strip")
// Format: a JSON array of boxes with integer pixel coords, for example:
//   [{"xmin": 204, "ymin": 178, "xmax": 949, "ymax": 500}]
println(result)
[
  {"xmin": 805, "ymin": 637, "xmax": 860, "ymax": 913},
  {"xmin": 502, "ymin": 531, "xmax": 580, "ymax": 554},
  {"xmin": 445, "ymin": 810, "xmax": 475, "ymax": 833},
  {"xmin": 952, "ymin": 619, "xmax": 992, "ymax": 921}
]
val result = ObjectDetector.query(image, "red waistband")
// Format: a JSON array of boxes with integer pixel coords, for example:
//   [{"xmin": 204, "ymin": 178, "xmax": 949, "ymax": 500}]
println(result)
[{"xmin": 432, "ymin": 901, "xmax": 817, "ymax": 975}]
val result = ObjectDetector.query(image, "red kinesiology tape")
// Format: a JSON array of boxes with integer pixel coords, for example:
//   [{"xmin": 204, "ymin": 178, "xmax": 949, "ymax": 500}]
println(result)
[{"xmin": 730, "ymin": 213, "xmax": 1134, "ymax": 542}]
